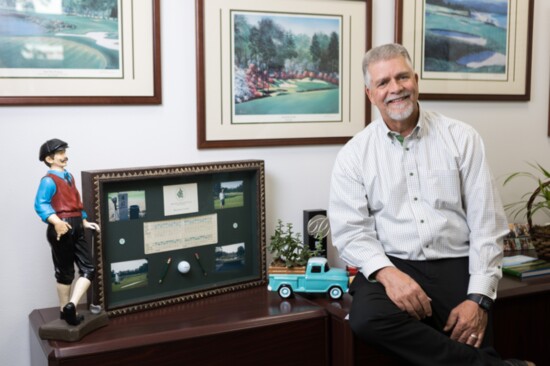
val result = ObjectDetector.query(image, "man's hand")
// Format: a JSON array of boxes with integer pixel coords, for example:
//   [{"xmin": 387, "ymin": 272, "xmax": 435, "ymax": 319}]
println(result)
[
  {"xmin": 375, "ymin": 267, "xmax": 432, "ymax": 320},
  {"xmin": 444, "ymin": 300, "xmax": 487, "ymax": 348}
]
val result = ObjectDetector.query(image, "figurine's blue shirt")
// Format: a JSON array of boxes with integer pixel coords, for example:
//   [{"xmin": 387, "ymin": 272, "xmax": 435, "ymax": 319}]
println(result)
[{"xmin": 34, "ymin": 170, "xmax": 87, "ymax": 222}]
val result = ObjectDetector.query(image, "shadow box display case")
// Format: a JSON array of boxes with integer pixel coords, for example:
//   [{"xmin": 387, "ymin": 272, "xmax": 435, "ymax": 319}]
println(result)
[{"xmin": 82, "ymin": 160, "xmax": 266, "ymax": 316}]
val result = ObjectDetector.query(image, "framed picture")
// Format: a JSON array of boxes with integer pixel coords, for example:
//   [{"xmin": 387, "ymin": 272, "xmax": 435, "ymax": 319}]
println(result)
[
  {"xmin": 82, "ymin": 160, "xmax": 266, "ymax": 316},
  {"xmin": 0, "ymin": 0, "xmax": 161, "ymax": 105},
  {"xmin": 395, "ymin": 0, "xmax": 533, "ymax": 101},
  {"xmin": 195, "ymin": 0, "xmax": 371, "ymax": 148}
]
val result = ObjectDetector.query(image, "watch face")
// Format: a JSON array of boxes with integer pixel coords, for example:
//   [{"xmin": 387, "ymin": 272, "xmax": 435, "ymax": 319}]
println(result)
[{"xmin": 480, "ymin": 297, "xmax": 492, "ymax": 310}]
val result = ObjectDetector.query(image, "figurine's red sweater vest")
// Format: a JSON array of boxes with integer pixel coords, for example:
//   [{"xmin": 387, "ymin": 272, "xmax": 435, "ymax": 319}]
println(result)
[{"xmin": 48, "ymin": 173, "xmax": 83, "ymax": 218}]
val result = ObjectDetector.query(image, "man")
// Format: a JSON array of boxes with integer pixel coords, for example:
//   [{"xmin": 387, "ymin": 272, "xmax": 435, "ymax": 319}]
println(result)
[
  {"xmin": 328, "ymin": 44, "xmax": 533, "ymax": 366},
  {"xmin": 35, "ymin": 139, "xmax": 100, "ymax": 326}
]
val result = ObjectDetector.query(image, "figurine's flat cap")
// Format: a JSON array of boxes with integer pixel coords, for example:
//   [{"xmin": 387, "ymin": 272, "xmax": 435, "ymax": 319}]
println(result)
[{"xmin": 39, "ymin": 138, "xmax": 68, "ymax": 161}]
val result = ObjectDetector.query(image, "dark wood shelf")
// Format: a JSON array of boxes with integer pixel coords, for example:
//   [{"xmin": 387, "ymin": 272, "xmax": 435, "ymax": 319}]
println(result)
[{"xmin": 30, "ymin": 287, "xmax": 329, "ymax": 366}]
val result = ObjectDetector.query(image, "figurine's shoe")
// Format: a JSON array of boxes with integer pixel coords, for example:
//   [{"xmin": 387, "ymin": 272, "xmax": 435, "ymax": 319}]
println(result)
[
  {"xmin": 59, "ymin": 311, "xmax": 84, "ymax": 323},
  {"xmin": 62, "ymin": 302, "xmax": 83, "ymax": 326}
]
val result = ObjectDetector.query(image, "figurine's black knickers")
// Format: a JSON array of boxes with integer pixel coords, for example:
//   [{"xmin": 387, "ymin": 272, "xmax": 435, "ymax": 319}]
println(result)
[{"xmin": 46, "ymin": 217, "xmax": 95, "ymax": 285}]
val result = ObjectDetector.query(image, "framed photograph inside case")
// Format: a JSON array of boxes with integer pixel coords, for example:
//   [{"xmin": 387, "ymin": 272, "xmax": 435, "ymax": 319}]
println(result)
[{"xmin": 82, "ymin": 160, "xmax": 266, "ymax": 316}]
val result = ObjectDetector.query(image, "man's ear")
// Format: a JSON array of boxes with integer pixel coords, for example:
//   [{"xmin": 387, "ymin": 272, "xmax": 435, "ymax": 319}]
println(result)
[
  {"xmin": 45, "ymin": 155, "xmax": 54, "ymax": 165},
  {"xmin": 365, "ymin": 86, "xmax": 374, "ymax": 104}
]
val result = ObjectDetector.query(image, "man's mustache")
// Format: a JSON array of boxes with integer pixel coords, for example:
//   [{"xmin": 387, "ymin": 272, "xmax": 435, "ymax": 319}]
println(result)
[{"xmin": 385, "ymin": 93, "xmax": 410, "ymax": 104}]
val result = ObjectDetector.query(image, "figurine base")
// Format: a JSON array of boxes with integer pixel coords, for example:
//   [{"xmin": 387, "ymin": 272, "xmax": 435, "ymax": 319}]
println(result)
[{"xmin": 39, "ymin": 310, "xmax": 109, "ymax": 342}]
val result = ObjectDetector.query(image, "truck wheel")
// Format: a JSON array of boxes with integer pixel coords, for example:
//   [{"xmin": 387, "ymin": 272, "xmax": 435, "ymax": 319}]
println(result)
[
  {"xmin": 329, "ymin": 286, "xmax": 343, "ymax": 300},
  {"xmin": 278, "ymin": 285, "xmax": 293, "ymax": 299}
]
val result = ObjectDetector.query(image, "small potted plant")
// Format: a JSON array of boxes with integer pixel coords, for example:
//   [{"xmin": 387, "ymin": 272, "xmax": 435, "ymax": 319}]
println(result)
[
  {"xmin": 504, "ymin": 162, "xmax": 550, "ymax": 258},
  {"xmin": 268, "ymin": 219, "xmax": 323, "ymax": 274}
]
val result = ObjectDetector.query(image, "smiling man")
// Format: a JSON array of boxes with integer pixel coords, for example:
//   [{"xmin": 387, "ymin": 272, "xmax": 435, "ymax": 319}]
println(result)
[{"xmin": 328, "ymin": 44, "xmax": 534, "ymax": 366}]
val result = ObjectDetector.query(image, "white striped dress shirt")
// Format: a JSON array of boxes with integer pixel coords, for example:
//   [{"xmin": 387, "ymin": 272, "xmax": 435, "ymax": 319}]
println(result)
[{"xmin": 328, "ymin": 107, "xmax": 509, "ymax": 299}]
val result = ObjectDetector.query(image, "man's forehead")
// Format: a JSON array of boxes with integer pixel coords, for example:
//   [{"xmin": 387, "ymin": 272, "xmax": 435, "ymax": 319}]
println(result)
[{"xmin": 369, "ymin": 57, "xmax": 413, "ymax": 77}]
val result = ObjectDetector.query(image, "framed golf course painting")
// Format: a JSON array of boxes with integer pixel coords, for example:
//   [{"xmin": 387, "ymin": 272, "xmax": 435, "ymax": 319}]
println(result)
[
  {"xmin": 195, "ymin": 0, "xmax": 371, "ymax": 148},
  {"xmin": 395, "ymin": 0, "xmax": 533, "ymax": 101},
  {"xmin": 0, "ymin": 0, "xmax": 161, "ymax": 105}
]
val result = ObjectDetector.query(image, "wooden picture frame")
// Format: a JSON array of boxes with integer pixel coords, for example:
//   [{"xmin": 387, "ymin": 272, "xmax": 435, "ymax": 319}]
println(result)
[
  {"xmin": 395, "ymin": 0, "xmax": 533, "ymax": 101},
  {"xmin": 0, "ymin": 0, "xmax": 161, "ymax": 105},
  {"xmin": 195, "ymin": 0, "xmax": 371, "ymax": 148},
  {"xmin": 82, "ymin": 160, "xmax": 266, "ymax": 316}
]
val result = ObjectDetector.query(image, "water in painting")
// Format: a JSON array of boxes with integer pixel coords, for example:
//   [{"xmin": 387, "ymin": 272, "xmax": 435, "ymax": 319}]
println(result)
[
  {"xmin": 424, "ymin": 0, "xmax": 508, "ymax": 74},
  {"xmin": 0, "ymin": 0, "xmax": 121, "ymax": 77}
]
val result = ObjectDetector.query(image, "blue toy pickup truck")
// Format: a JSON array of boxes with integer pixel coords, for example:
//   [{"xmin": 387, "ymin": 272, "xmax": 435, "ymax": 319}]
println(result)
[{"xmin": 268, "ymin": 257, "xmax": 349, "ymax": 299}]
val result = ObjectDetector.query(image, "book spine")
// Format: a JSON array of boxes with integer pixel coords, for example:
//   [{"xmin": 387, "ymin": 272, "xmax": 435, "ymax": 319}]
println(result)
[{"xmin": 502, "ymin": 268, "xmax": 522, "ymax": 278}]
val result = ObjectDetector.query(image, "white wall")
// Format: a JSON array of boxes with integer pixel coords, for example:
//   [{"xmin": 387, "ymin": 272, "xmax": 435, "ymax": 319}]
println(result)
[{"xmin": 0, "ymin": 1, "xmax": 548, "ymax": 365}]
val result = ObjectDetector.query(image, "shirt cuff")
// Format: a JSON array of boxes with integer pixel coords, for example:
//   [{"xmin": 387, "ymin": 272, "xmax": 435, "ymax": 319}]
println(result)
[{"xmin": 467, "ymin": 274, "xmax": 500, "ymax": 300}]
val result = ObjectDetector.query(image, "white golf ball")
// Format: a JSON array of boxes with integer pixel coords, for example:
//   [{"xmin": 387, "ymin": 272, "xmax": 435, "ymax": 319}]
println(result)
[{"xmin": 177, "ymin": 261, "xmax": 191, "ymax": 274}]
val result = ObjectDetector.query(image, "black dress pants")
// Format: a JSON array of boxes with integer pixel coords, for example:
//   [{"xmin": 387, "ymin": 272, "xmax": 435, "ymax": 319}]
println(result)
[
  {"xmin": 47, "ymin": 217, "xmax": 95, "ymax": 285},
  {"xmin": 348, "ymin": 256, "xmax": 506, "ymax": 366}
]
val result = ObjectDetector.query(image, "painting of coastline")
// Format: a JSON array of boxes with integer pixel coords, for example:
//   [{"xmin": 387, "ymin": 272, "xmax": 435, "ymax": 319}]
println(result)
[
  {"xmin": 423, "ymin": 0, "xmax": 509, "ymax": 76},
  {"xmin": 232, "ymin": 11, "xmax": 341, "ymax": 123},
  {"xmin": 0, "ymin": 0, "xmax": 121, "ymax": 78}
]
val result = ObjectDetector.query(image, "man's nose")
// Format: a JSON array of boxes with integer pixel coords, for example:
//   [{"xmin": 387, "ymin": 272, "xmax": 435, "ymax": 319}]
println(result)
[{"xmin": 388, "ymin": 78, "xmax": 403, "ymax": 93}]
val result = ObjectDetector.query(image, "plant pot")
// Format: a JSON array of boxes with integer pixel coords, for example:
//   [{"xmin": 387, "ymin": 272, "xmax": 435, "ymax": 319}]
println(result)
[{"xmin": 268, "ymin": 265, "xmax": 306, "ymax": 275}]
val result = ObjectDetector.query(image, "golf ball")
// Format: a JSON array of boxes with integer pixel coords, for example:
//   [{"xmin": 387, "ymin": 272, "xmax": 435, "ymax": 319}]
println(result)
[{"xmin": 178, "ymin": 261, "xmax": 191, "ymax": 274}]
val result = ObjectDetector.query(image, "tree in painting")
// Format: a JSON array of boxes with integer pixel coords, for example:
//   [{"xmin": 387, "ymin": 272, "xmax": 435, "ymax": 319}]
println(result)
[{"xmin": 233, "ymin": 12, "xmax": 341, "ymax": 117}]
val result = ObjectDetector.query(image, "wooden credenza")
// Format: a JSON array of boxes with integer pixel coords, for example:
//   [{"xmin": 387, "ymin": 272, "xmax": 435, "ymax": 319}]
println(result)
[
  {"xmin": 29, "ymin": 287, "xmax": 329, "ymax": 366},
  {"xmin": 29, "ymin": 276, "xmax": 550, "ymax": 366}
]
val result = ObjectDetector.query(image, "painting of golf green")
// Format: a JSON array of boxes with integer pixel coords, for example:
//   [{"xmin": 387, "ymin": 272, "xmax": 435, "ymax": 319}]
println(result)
[
  {"xmin": 423, "ymin": 0, "xmax": 509, "ymax": 76},
  {"xmin": 232, "ymin": 11, "xmax": 341, "ymax": 124},
  {"xmin": 0, "ymin": 0, "xmax": 121, "ymax": 78}
]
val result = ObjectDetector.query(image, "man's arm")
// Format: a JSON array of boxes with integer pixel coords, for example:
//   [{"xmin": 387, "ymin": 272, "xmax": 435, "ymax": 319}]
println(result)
[
  {"xmin": 328, "ymin": 150, "xmax": 394, "ymax": 276},
  {"xmin": 444, "ymin": 128, "xmax": 509, "ymax": 347}
]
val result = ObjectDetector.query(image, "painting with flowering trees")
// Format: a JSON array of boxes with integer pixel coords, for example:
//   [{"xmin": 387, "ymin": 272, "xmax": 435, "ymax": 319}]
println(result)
[
  {"xmin": 196, "ymin": 0, "xmax": 370, "ymax": 148},
  {"xmin": 232, "ymin": 12, "xmax": 341, "ymax": 123}
]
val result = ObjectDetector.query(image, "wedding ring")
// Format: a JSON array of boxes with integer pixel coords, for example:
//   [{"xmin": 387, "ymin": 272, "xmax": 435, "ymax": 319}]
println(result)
[{"xmin": 469, "ymin": 334, "xmax": 478, "ymax": 339}]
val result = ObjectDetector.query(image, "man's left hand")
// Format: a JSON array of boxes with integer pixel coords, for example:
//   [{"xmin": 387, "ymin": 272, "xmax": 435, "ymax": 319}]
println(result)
[{"xmin": 443, "ymin": 300, "xmax": 487, "ymax": 348}]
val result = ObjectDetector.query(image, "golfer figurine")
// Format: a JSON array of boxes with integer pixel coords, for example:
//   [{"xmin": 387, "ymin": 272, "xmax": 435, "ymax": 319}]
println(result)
[{"xmin": 35, "ymin": 139, "xmax": 100, "ymax": 326}]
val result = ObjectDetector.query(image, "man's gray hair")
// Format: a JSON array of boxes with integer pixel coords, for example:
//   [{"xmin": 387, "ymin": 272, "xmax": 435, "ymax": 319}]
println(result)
[{"xmin": 362, "ymin": 43, "xmax": 413, "ymax": 88}]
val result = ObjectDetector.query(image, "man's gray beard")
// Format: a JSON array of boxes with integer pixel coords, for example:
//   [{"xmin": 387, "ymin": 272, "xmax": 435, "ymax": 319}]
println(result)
[{"xmin": 387, "ymin": 102, "xmax": 414, "ymax": 121}]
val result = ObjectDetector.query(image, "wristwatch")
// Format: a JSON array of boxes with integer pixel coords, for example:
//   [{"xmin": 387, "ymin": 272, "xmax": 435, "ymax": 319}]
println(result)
[{"xmin": 467, "ymin": 293, "xmax": 494, "ymax": 312}]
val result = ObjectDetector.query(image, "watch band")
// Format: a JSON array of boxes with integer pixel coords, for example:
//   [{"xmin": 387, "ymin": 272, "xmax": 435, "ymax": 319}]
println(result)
[{"xmin": 467, "ymin": 293, "xmax": 494, "ymax": 312}]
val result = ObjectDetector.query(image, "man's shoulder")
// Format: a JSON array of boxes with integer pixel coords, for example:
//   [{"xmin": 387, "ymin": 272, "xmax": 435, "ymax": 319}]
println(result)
[
  {"xmin": 346, "ymin": 118, "xmax": 383, "ymax": 145},
  {"xmin": 423, "ymin": 109, "xmax": 479, "ymax": 136}
]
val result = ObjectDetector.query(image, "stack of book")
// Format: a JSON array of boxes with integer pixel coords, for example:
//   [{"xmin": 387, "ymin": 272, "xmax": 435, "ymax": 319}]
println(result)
[{"xmin": 502, "ymin": 255, "xmax": 550, "ymax": 279}]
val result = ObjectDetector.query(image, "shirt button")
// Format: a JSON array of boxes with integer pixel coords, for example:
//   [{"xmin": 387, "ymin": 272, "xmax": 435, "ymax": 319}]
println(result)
[
  {"xmin": 409, "ymin": 172, "xmax": 414, "ymax": 176},
  {"xmin": 405, "ymin": 147, "xmax": 410, "ymax": 151},
  {"xmin": 420, "ymin": 220, "xmax": 425, "ymax": 223},
  {"xmin": 414, "ymin": 197, "xmax": 418, "ymax": 201}
]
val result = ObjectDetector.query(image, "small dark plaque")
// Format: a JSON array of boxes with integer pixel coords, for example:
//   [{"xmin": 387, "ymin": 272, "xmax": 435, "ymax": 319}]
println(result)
[{"xmin": 303, "ymin": 209, "xmax": 329, "ymax": 257}]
